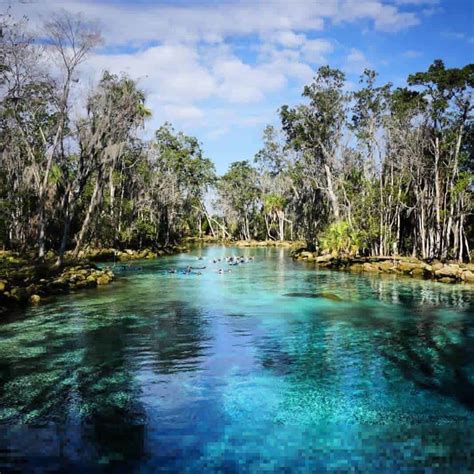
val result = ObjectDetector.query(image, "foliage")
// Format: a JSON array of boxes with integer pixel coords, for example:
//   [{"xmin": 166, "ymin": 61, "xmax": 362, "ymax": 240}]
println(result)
[{"xmin": 319, "ymin": 221, "xmax": 361, "ymax": 256}]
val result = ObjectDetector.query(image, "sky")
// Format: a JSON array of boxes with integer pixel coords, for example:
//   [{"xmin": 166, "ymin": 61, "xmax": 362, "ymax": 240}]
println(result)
[{"xmin": 6, "ymin": 0, "xmax": 474, "ymax": 174}]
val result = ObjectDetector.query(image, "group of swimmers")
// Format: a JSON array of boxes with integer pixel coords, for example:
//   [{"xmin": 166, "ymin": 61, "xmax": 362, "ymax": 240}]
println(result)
[
  {"xmin": 167, "ymin": 254, "xmax": 255, "ymax": 276},
  {"xmin": 211, "ymin": 255, "xmax": 255, "ymax": 265},
  {"xmin": 168, "ymin": 265, "xmax": 204, "ymax": 275}
]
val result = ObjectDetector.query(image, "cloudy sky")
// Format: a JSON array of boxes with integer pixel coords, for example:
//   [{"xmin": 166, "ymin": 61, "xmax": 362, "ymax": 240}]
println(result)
[{"xmin": 8, "ymin": 0, "xmax": 474, "ymax": 173}]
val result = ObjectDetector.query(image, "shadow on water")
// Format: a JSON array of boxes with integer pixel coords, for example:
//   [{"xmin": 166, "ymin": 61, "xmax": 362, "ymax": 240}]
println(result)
[
  {"xmin": 263, "ymin": 275, "xmax": 474, "ymax": 412},
  {"xmin": 0, "ymin": 298, "xmax": 211, "ymax": 471}
]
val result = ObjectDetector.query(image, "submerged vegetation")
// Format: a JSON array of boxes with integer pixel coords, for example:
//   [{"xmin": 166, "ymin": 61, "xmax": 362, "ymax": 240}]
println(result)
[{"xmin": 0, "ymin": 11, "xmax": 473, "ymax": 268}]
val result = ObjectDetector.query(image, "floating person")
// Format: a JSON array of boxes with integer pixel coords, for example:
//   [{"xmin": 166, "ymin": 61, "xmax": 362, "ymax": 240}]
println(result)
[
  {"xmin": 179, "ymin": 265, "xmax": 193, "ymax": 275},
  {"xmin": 168, "ymin": 268, "xmax": 176, "ymax": 273}
]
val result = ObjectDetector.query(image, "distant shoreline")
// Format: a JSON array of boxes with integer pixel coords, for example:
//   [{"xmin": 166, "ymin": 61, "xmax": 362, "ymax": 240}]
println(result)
[{"xmin": 292, "ymin": 250, "xmax": 474, "ymax": 285}]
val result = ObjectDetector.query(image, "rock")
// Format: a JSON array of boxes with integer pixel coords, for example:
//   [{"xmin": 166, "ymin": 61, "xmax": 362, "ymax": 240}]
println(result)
[
  {"xmin": 315, "ymin": 255, "xmax": 333, "ymax": 264},
  {"xmin": 431, "ymin": 262, "xmax": 444, "ymax": 272},
  {"xmin": 377, "ymin": 260, "xmax": 396, "ymax": 272},
  {"xmin": 299, "ymin": 251, "xmax": 314, "ymax": 260},
  {"xmin": 434, "ymin": 265, "xmax": 461, "ymax": 280},
  {"xmin": 96, "ymin": 275, "xmax": 111, "ymax": 286},
  {"xmin": 30, "ymin": 294, "xmax": 41, "ymax": 304},
  {"xmin": 10, "ymin": 287, "xmax": 28, "ymax": 302},
  {"xmin": 462, "ymin": 271, "xmax": 474, "ymax": 283},
  {"xmin": 411, "ymin": 266, "xmax": 426, "ymax": 277},
  {"xmin": 25, "ymin": 284, "xmax": 38, "ymax": 296},
  {"xmin": 0, "ymin": 280, "xmax": 7, "ymax": 292},
  {"xmin": 52, "ymin": 278, "xmax": 67, "ymax": 289},
  {"xmin": 397, "ymin": 262, "xmax": 424, "ymax": 274},
  {"xmin": 438, "ymin": 277, "xmax": 456, "ymax": 284},
  {"xmin": 362, "ymin": 262, "xmax": 379, "ymax": 272}
]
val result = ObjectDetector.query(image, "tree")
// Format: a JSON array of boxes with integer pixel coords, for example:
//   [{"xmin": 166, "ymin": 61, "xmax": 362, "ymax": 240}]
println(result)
[{"xmin": 216, "ymin": 161, "xmax": 259, "ymax": 240}]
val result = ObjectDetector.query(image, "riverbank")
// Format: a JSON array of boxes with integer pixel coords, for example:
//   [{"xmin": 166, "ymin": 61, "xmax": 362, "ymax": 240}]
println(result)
[
  {"xmin": 0, "ymin": 244, "xmax": 186, "ymax": 314},
  {"xmin": 0, "ymin": 259, "xmax": 114, "ymax": 313},
  {"xmin": 234, "ymin": 239, "xmax": 305, "ymax": 248},
  {"xmin": 184, "ymin": 237, "xmax": 305, "ymax": 248},
  {"xmin": 292, "ymin": 249, "xmax": 474, "ymax": 284},
  {"xmin": 74, "ymin": 244, "xmax": 188, "ymax": 262}
]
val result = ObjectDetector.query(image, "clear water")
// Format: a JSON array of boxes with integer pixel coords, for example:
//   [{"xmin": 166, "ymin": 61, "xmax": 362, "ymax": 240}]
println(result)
[{"xmin": 1, "ymin": 246, "xmax": 474, "ymax": 472}]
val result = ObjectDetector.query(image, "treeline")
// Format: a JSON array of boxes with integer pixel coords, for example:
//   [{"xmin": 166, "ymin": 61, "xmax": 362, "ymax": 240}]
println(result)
[
  {"xmin": 0, "ymin": 13, "xmax": 214, "ymax": 264},
  {"xmin": 1, "ymin": 12, "xmax": 473, "ymax": 264},
  {"xmin": 215, "ymin": 64, "xmax": 474, "ymax": 261}
]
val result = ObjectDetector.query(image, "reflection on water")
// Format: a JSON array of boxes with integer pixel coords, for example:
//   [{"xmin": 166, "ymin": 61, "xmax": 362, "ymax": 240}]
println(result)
[{"xmin": 0, "ymin": 246, "xmax": 473, "ymax": 472}]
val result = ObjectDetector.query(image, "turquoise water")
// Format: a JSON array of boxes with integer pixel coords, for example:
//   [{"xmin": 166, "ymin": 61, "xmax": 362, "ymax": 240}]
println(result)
[{"xmin": 0, "ymin": 246, "xmax": 474, "ymax": 472}]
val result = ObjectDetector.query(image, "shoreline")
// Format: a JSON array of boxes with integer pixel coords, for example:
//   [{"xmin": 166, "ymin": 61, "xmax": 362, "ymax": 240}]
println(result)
[
  {"xmin": 292, "ymin": 249, "xmax": 474, "ymax": 285},
  {"xmin": 3, "ymin": 242, "xmax": 473, "ymax": 316},
  {"xmin": 0, "ymin": 244, "xmax": 186, "ymax": 314}
]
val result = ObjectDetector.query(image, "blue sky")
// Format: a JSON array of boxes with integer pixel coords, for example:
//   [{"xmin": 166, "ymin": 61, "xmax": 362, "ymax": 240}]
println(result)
[{"xmin": 11, "ymin": 0, "xmax": 474, "ymax": 174}]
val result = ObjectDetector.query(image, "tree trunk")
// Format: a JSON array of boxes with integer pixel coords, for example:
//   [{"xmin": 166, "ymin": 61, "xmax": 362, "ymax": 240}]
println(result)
[
  {"xmin": 73, "ymin": 171, "xmax": 103, "ymax": 257},
  {"xmin": 324, "ymin": 164, "xmax": 340, "ymax": 221}
]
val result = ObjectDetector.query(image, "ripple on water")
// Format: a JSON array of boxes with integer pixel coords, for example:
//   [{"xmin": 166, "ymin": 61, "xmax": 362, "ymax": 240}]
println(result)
[{"xmin": 0, "ymin": 246, "xmax": 473, "ymax": 471}]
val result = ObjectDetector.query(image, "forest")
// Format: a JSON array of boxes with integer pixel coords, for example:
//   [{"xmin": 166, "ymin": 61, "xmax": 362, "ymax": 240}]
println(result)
[{"xmin": 1, "ymin": 12, "xmax": 473, "ymax": 264}]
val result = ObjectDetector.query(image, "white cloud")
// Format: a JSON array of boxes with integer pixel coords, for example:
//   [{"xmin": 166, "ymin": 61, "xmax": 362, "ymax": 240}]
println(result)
[
  {"xmin": 7, "ymin": 0, "xmax": 434, "ymax": 142},
  {"xmin": 301, "ymin": 39, "xmax": 334, "ymax": 63},
  {"xmin": 162, "ymin": 104, "xmax": 204, "ymax": 123},
  {"xmin": 267, "ymin": 31, "xmax": 306, "ymax": 48},
  {"xmin": 86, "ymin": 44, "xmax": 214, "ymax": 98},
  {"xmin": 12, "ymin": 0, "xmax": 424, "ymax": 48},
  {"xmin": 213, "ymin": 57, "xmax": 286, "ymax": 103},
  {"xmin": 333, "ymin": 1, "xmax": 419, "ymax": 32},
  {"xmin": 344, "ymin": 48, "xmax": 371, "ymax": 74}
]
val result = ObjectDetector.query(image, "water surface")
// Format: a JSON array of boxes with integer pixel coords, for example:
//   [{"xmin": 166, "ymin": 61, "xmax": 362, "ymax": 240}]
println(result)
[{"xmin": 1, "ymin": 246, "xmax": 473, "ymax": 472}]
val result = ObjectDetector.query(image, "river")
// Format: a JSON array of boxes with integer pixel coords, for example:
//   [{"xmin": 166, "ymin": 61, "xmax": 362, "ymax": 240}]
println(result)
[{"xmin": 0, "ymin": 246, "xmax": 473, "ymax": 472}]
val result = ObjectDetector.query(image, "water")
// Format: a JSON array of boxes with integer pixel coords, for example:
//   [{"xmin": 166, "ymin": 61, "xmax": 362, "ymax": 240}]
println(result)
[{"xmin": 0, "ymin": 246, "xmax": 473, "ymax": 472}]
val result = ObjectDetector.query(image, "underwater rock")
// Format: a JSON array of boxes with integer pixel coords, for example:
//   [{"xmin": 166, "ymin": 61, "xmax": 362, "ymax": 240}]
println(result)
[{"xmin": 284, "ymin": 292, "xmax": 343, "ymax": 301}]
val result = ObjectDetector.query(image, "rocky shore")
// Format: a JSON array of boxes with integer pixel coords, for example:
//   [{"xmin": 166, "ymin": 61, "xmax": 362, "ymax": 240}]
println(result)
[
  {"xmin": 0, "ymin": 263, "xmax": 114, "ymax": 313},
  {"xmin": 74, "ymin": 245, "xmax": 187, "ymax": 262},
  {"xmin": 292, "ymin": 249, "xmax": 474, "ymax": 284},
  {"xmin": 0, "ymin": 244, "xmax": 186, "ymax": 314}
]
